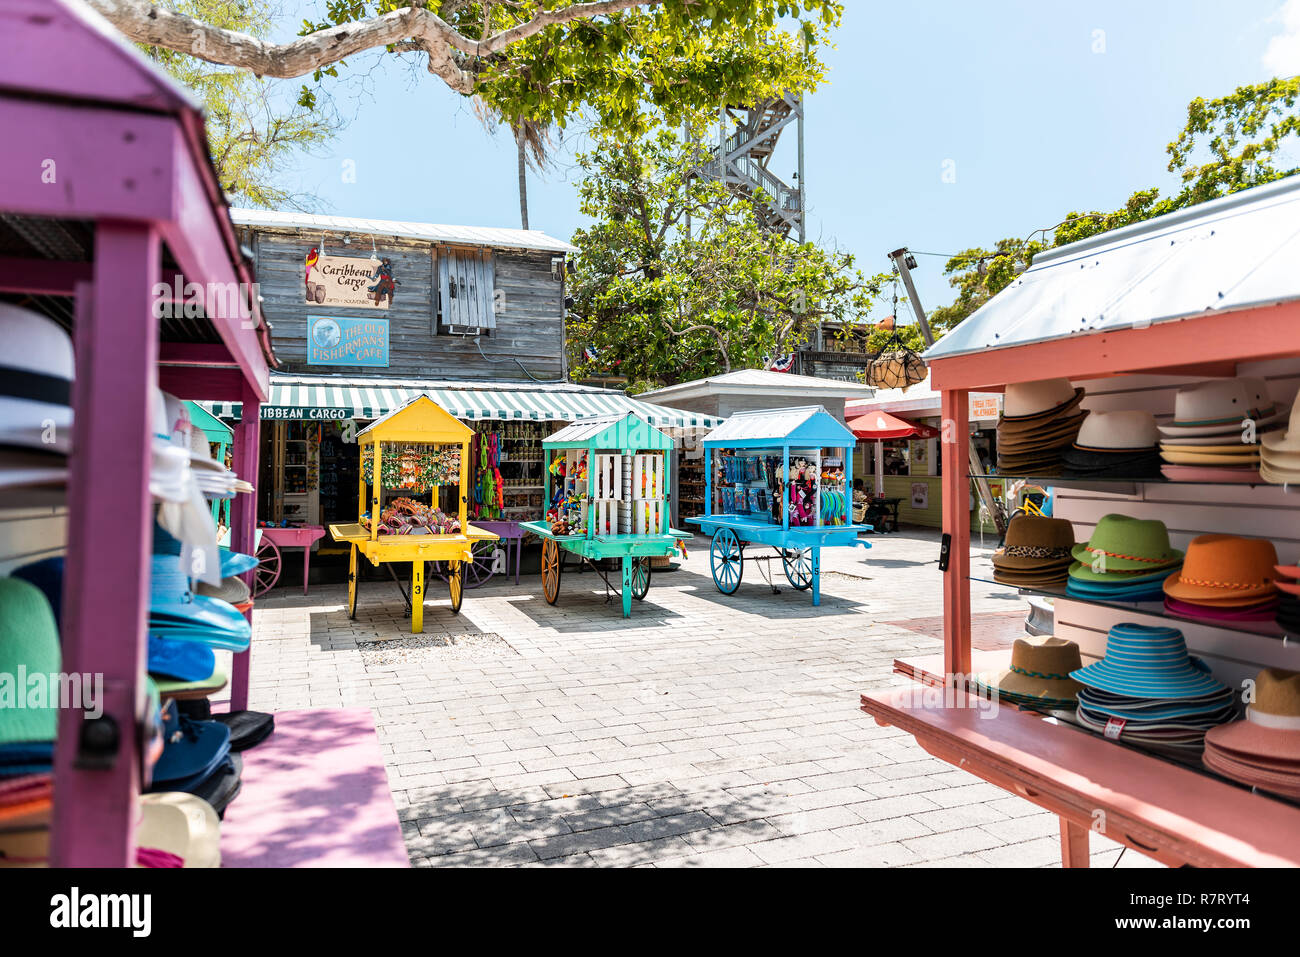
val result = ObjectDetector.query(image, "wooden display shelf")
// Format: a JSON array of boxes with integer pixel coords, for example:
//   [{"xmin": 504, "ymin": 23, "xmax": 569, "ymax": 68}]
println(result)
[{"xmin": 861, "ymin": 686, "xmax": 1300, "ymax": 867}]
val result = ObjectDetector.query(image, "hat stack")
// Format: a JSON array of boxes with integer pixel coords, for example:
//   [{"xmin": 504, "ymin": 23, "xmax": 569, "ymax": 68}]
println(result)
[
  {"xmin": 973, "ymin": 635, "xmax": 1084, "ymax": 709},
  {"xmin": 1161, "ymin": 534, "xmax": 1279, "ymax": 627},
  {"xmin": 0, "ymin": 304, "xmax": 73, "ymax": 495},
  {"xmin": 1070, "ymin": 623, "xmax": 1235, "ymax": 753},
  {"xmin": 1158, "ymin": 378, "xmax": 1283, "ymax": 482},
  {"xmin": 992, "ymin": 515, "xmax": 1076, "ymax": 587},
  {"xmin": 1276, "ymin": 561, "xmax": 1300, "ymax": 636},
  {"xmin": 1260, "ymin": 392, "xmax": 1300, "ymax": 486},
  {"xmin": 1203, "ymin": 669, "xmax": 1300, "ymax": 799},
  {"xmin": 1062, "ymin": 410, "xmax": 1162, "ymax": 479},
  {"xmin": 1067, "ymin": 514, "xmax": 1183, "ymax": 602},
  {"xmin": 0, "ymin": 579, "xmax": 60, "ymax": 866},
  {"xmin": 996, "ymin": 378, "xmax": 1088, "ymax": 476}
]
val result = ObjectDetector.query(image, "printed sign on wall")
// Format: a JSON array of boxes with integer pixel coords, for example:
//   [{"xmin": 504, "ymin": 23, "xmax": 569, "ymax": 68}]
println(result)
[
  {"xmin": 303, "ymin": 248, "xmax": 400, "ymax": 308},
  {"xmin": 307, "ymin": 315, "xmax": 389, "ymax": 367}
]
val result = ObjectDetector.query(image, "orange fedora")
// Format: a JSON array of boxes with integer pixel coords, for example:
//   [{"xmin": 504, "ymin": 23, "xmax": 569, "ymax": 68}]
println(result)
[{"xmin": 1162, "ymin": 534, "xmax": 1279, "ymax": 603}]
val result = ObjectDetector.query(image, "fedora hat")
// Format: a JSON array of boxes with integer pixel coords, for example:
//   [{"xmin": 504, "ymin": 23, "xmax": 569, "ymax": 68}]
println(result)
[
  {"xmin": 136, "ymin": 792, "xmax": 222, "ymax": 868},
  {"xmin": 0, "ymin": 579, "xmax": 61, "ymax": 747},
  {"xmin": 1071, "ymin": 623, "xmax": 1229, "ymax": 700},
  {"xmin": 1238, "ymin": 376, "xmax": 1283, "ymax": 423},
  {"xmin": 1070, "ymin": 410, "xmax": 1158, "ymax": 451},
  {"xmin": 993, "ymin": 515, "xmax": 1075, "ymax": 570},
  {"xmin": 1260, "ymin": 392, "xmax": 1300, "ymax": 454},
  {"xmin": 1158, "ymin": 379, "xmax": 1275, "ymax": 438},
  {"xmin": 0, "ymin": 304, "xmax": 73, "ymax": 455},
  {"xmin": 1001, "ymin": 379, "xmax": 1085, "ymax": 421},
  {"xmin": 1071, "ymin": 514, "xmax": 1182, "ymax": 571},
  {"xmin": 1161, "ymin": 534, "xmax": 1278, "ymax": 603},
  {"xmin": 1204, "ymin": 669, "xmax": 1300, "ymax": 762},
  {"xmin": 975, "ymin": 635, "xmax": 1084, "ymax": 704}
]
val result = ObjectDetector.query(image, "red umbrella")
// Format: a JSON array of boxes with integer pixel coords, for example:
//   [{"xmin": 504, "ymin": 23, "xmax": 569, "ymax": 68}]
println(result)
[{"xmin": 847, "ymin": 411, "xmax": 940, "ymax": 440}]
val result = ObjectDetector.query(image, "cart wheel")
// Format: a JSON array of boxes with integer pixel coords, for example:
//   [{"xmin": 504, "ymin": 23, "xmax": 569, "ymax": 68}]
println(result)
[
  {"xmin": 448, "ymin": 561, "xmax": 464, "ymax": 614},
  {"xmin": 630, "ymin": 557, "xmax": 651, "ymax": 600},
  {"xmin": 253, "ymin": 536, "xmax": 282, "ymax": 597},
  {"xmin": 542, "ymin": 539, "xmax": 562, "ymax": 605},
  {"xmin": 781, "ymin": 548, "xmax": 814, "ymax": 591},
  {"xmin": 435, "ymin": 539, "xmax": 498, "ymax": 589},
  {"xmin": 710, "ymin": 527, "xmax": 743, "ymax": 595},
  {"xmin": 346, "ymin": 544, "xmax": 358, "ymax": 619}
]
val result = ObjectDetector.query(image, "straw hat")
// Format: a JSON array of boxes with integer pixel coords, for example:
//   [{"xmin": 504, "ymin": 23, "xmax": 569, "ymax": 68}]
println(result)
[
  {"xmin": 993, "ymin": 516, "xmax": 1076, "ymax": 570},
  {"xmin": 975, "ymin": 636, "xmax": 1084, "ymax": 703},
  {"xmin": 1161, "ymin": 534, "xmax": 1278, "ymax": 603},
  {"xmin": 1070, "ymin": 623, "xmax": 1229, "ymax": 700},
  {"xmin": 1204, "ymin": 669, "xmax": 1300, "ymax": 763},
  {"xmin": 1071, "ymin": 410, "xmax": 1159, "ymax": 451},
  {"xmin": 1001, "ymin": 379, "xmax": 1084, "ymax": 421},
  {"xmin": 136, "ymin": 793, "xmax": 221, "ymax": 868},
  {"xmin": 1071, "ymin": 514, "xmax": 1182, "ymax": 571},
  {"xmin": 0, "ymin": 579, "xmax": 61, "ymax": 747},
  {"xmin": 1261, "ymin": 392, "xmax": 1300, "ymax": 454},
  {"xmin": 1158, "ymin": 379, "xmax": 1278, "ymax": 438},
  {"xmin": 0, "ymin": 303, "xmax": 74, "ymax": 455}
]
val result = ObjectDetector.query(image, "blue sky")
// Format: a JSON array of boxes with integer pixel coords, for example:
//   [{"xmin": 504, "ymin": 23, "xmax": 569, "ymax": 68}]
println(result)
[{"xmin": 280, "ymin": 0, "xmax": 1299, "ymax": 322}]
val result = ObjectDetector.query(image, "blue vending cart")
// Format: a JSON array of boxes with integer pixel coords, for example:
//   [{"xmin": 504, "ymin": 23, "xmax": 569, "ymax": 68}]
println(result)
[{"xmin": 689, "ymin": 406, "xmax": 872, "ymax": 605}]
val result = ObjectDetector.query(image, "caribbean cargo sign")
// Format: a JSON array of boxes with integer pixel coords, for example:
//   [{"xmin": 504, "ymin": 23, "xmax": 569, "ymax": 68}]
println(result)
[
  {"xmin": 303, "ymin": 248, "xmax": 400, "ymax": 308},
  {"xmin": 307, "ymin": 315, "xmax": 389, "ymax": 367}
]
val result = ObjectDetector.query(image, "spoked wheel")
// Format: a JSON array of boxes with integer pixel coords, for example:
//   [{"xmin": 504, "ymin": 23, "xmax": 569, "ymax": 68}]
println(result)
[
  {"xmin": 253, "ymin": 536, "xmax": 282, "ymax": 597},
  {"xmin": 630, "ymin": 556, "xmax": 651, "ymax": 600},
  {"xmin": 542, "ymin": 539, "xmax": 562, "ymax": 605},
  {"xmin": 710, "ymin": 527, "xmax": 743, "ymax": 595},
  {"xmin": 781, "ymin": 548, "xmax": 814, "ymax": 590},
  {"xmin": 448, "ymin": 561, "xmax": 464, "ymax": 614},
  {"xmin": 346, "ymin": 544, "xmax": 358, "ymax": 619},
  {"xmin": 434, "ymin": 539, "xmax": 498, "ymax": 589}
]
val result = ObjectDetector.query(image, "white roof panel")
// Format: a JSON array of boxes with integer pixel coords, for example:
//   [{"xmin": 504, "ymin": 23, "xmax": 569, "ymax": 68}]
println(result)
[{"xmin": 924, "ymin": 176, "xmax": 1300, "ymax": 362}]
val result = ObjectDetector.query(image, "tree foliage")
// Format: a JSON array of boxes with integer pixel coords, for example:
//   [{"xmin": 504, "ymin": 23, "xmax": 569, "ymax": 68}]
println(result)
[
  {"xmin": 931, "ymin": 77, "xmax": 1300, "ymax": 329},
  {"xmin": 141, "ymin": 0, "xmax": 337, "ymax": 208},
  {"xmin": 566, "ymin": 131, "xmax": 888, "ymax": 391}
]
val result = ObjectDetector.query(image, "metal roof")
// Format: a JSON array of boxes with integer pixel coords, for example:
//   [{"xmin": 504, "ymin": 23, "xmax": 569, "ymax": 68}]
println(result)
[
  {"xmin": 702, "ymin": 405, "xmax": 855, "ymax": 448},
  {"xmin": 924, "ymin": 176, "xmax": 1300, "ymax": 362},
  {"xmin": 641, "ymin": 368, "xmax": 874, "ymax": 403},
  {"xmin": 542, "ymin": 413, "xmax": 674, "ymax": 451},
  {"xmin": 230, "ymin": 208, "xmax": 577, "ymax": 254}
]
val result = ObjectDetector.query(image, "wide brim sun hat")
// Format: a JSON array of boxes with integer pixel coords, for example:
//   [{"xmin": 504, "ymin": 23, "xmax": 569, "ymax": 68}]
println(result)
[
  {"xmin": 1203, "ymin": 669, "xmax": 1300, "ymax": 763},
  {"xmin": 1259, "ymin": 393, "xmax": 1300, "ymax": 453},
  {"xmin": 0, "ymin": 303, "xmax": 74, "ymax": 455},
  {"xmin": 1160, "ymin": 449, "xmax": 1261, "ymax": 466},
  {"xmin": 195, "ymin": 575, "xmax": 251, "ymax": 605},
  {"xmin": 0, "ymin": 579, "xmax": 62, "ymax": 747},
  {"xmin": 1070, "ymin": 623, "xmax": 1229, "ymax": 700},
  {"xmin": 136, "ymin": 792, "xmax": 221, "ymax": 868}
]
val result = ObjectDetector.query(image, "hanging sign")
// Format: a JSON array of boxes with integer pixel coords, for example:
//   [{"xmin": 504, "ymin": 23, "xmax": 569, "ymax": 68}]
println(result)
[
  {"xmin": 303, "ymin": 248, "xmax": 400, "ymax": 308},
  {"xmin": 970, "ymin": 394, "xmax": 1002, "ymax": 421},
  {"xmin": 307, "ymin": 315, "xmax": 389, "ymax": 367}
]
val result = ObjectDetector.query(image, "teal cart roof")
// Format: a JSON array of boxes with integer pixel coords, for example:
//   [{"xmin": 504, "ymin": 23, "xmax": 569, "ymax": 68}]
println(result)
[
  {"xmin": 542, "ymin": 412, "xmax": 674, "ymax": 452},
  {"xmin": 701, "ymin": 405, "xmax": 855, "ymax": 449}
]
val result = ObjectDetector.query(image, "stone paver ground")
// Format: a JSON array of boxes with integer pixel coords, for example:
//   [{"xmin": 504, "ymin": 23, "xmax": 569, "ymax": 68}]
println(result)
[{"xmin": 249, "ymin": 528, "xmax": 1160, "ymax": 868}]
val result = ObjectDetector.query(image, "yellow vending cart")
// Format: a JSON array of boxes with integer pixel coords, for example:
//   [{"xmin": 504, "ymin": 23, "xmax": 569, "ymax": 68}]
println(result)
[{"xmin": 329, "ymin": 395, "xmax": 498, "ymax": 631}]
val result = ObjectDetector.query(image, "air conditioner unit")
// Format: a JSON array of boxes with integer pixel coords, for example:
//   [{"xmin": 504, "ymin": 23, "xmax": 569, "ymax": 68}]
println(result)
[{"xmin": 443, "ymin": 325, "xmax": 483, "ymax": 337}]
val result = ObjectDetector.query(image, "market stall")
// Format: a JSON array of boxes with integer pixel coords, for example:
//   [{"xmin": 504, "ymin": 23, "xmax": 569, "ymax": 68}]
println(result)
[
  {"xmin": 328, "ymin": 395, "xmax": 498, "ymax": 631},
  {"xmin": 690, "ymin": 406, "xmax": 872, "ymax": 606},
  {"xmin": 861, "ymin": 177, "xmax": 1300, "ymax": 867},
  {"xmin": 520, "ymin": 413, "xmax": 690, "ymax": 618}
]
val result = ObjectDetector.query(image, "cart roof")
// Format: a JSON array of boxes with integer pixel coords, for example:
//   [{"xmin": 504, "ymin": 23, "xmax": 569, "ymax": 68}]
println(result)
[
  {"xmin": 356, "ymin": 394, "xmax": 471, "ymax": 445},
  {"xmin": 701, "ymin": 405, "xmax": 854, "ymax": 448},
  {"xmin": 542, "ymin": 412, "xmax": 673, "ymax": 451}
]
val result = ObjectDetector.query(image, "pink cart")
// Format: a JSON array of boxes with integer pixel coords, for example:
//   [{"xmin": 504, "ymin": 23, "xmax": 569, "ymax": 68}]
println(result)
[{"xmin": 256, "ymin": 524, "xmax": 328, "ymax": 596}]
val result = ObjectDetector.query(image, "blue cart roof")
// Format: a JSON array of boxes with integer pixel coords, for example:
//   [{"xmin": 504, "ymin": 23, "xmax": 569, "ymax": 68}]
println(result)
[
  {"xmin": 701, "ymin": 405, "xmax": 855, "ymax": 448},
  {"xmin": 542, "ymin": 412, "xmax": 674, "ymax": 451}
]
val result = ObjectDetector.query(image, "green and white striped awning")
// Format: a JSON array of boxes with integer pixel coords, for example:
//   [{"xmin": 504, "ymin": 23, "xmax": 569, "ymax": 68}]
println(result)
[{"xmin": 206, "ymin": 375, "xmax": 723, "ymax": 430}]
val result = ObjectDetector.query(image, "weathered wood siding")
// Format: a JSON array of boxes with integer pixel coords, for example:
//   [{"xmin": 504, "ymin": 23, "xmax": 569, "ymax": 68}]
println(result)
[{"xmin": 242, "ymin": 228, "xmax": 566, "ymax": 380}]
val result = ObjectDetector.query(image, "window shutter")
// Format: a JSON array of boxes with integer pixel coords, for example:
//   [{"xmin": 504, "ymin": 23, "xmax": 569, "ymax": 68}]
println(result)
[{"xmin": 437, "ymin": 248, "xmax": 497, "ymax": 331}]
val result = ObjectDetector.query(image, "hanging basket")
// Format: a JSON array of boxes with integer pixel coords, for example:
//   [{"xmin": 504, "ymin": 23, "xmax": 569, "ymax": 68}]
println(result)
[{"xmin": 866, "ymin": 349, "xmax": 927, "ymax": 390}]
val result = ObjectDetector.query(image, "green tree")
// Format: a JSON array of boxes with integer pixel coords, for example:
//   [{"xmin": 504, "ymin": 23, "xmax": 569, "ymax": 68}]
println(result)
[
  {"xmin": 566, "ymin": 131, "xmax": 887, "ymax": 390},
  {"xmin": 141, "ymin": 0, "xmax": 337, "ymax": 208},
  {"xmin": 931, "ymin": 77, "xmax": 1300, "ymax": 328}
]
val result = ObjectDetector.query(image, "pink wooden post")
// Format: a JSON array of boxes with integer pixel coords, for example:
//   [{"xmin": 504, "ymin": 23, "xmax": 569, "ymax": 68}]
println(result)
[
  {"xmin": 940, "ymin": 388, "xmax": 971, "ymax": 681},
  {"xmin": 228, "ymin": 382, "xmax": 261, "ymax": 713},
  {"xmin": 51, "ymin": 225, "xmax": 160, "ymax": 867}
]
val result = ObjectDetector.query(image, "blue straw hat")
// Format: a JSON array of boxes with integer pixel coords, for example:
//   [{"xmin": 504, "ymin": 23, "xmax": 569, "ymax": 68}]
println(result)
[
  {"xmin": 148, "ymin": 555, "xmax": 250, "ymax": 651},
  {"xmin": 148, "ymin": 635, "xmax": 217, "ymax": 682},
  {"xmin": 1071, "ymin": 623, "xmax": 1229, "ymax": 699}
]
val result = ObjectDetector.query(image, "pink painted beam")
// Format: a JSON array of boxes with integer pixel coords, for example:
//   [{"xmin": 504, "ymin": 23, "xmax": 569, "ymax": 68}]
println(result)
[
  {"xmin": 0, "ymin": 258, "xmax": 92, "ymax": 296},
  {"xmin": 940, "ymin": 389, "xmax": 972, "ymax": 678},
  {"xmin": 158, "ymin": 365, "xmax": 249, "ymax": 401},
  {"xmin": 930, "ymin": 301, "xmax": 1300, "ymax": 392},
  {"xmin": 0, "ymin": 97, "xmax": 176, "ymax": 223},
  {"xmin": 227, "ymin": 381, "xmax": 262, "ymax": 713},
  {"xmin": 52, "ymin": 225, "xmax": 160, "ymax": 868}
]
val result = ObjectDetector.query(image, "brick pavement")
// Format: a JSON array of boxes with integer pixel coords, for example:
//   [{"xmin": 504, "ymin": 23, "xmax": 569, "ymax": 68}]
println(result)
[{"xmin": 248, "ymin": 528, "xmax": 1161, "ymax": 868}]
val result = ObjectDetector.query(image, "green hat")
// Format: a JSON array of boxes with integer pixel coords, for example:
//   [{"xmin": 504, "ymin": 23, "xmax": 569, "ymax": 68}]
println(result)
[
  {"xmin": 0, "ymin": 577, "xmax": 62, "ymax": 746},
  {"xmin": 1070, "ymin": 513, "xmax": 1184, "ymax": 572}
]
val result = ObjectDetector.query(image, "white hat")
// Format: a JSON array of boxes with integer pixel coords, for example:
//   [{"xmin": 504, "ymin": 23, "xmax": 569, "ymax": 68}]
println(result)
[
  {"xmin": 1261, "ymin": 393, "xmax": 1300, "ymax": 455},
  {"xmin": 0, "ymin": 303, "xmax": 73, "ymax": 454},
  {"xmin": 136, "ymin": 792, "xmax": 221, "ymax": 868},
  {"xmin": 1003, "ymin": 378, "xmax": 1082, "ymax": 420},
  {"xmin": 1159, "ymin": 378, "xmax": 1283, "ymax": 438},
  {"xmin": 1073, "ymin": 410, "xmax": 1159, "ymax": 450}
]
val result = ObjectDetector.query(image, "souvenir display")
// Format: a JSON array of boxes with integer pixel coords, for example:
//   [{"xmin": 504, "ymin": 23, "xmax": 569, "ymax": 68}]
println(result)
[
  {"xmin": 362, "ymin": 443, "xmax": 460, "ymax": 492},
  {"xmin": 1158, "ymin": 377, "xmax": 1283, "ymax": 481}
]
